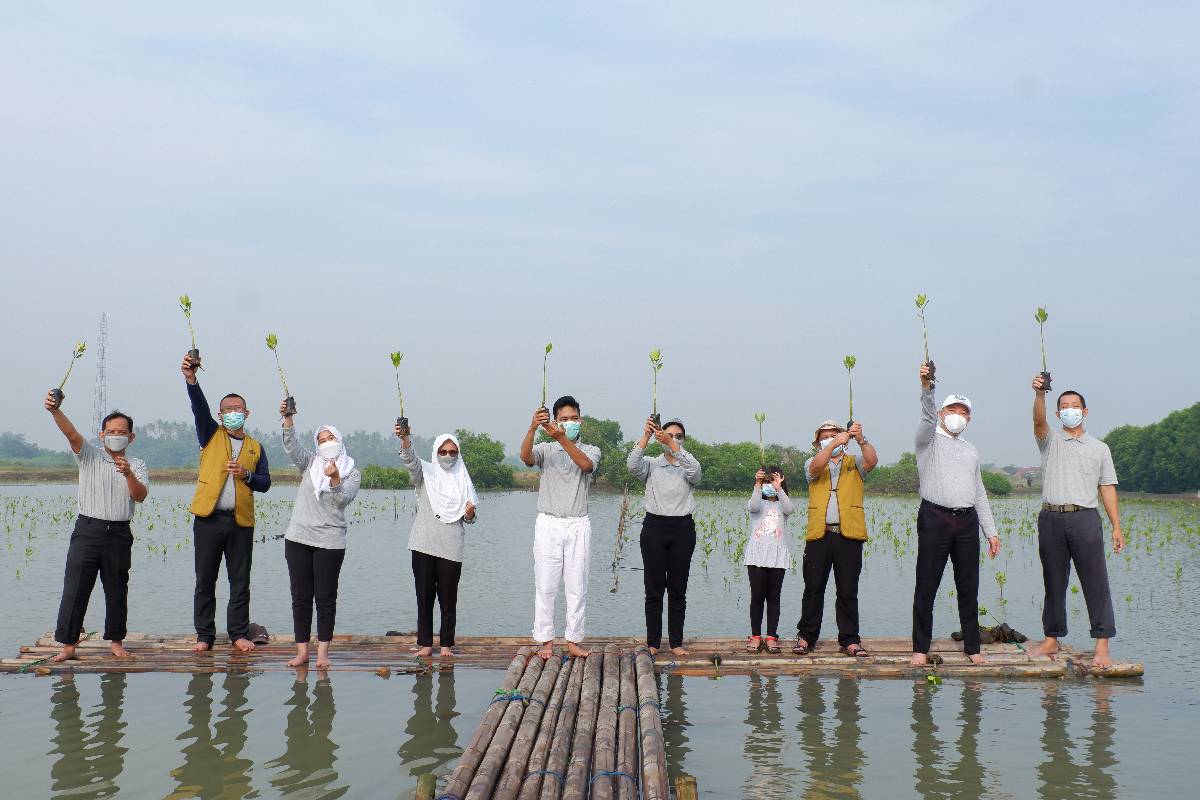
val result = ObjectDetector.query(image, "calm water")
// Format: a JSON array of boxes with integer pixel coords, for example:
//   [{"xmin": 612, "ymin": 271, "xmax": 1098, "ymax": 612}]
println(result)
[{"xmin": 1, "ymin": 484, "xmax": 1198, "ymax": 798}]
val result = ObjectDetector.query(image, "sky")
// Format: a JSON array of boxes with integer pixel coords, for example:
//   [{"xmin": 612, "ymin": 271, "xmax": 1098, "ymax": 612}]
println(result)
[{"xmin": 2, "ymin": 2, "xmax": 1197, "ymax": 468}]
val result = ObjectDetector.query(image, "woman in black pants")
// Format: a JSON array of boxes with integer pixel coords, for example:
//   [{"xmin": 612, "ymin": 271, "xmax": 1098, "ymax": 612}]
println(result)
[
  {"xmin": 627, "ymin": 417, "xmax": 703, "ymax": 655},
  {"xmin": 280, "ymin": 400, "xmax": 362, "ymax": 669}
]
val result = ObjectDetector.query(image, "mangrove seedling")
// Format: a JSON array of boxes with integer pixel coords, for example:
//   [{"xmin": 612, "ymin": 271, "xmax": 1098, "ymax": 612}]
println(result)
[
  {"xmin": 180, "ymin": 294, "xmax": 202, "ymax": 369},
  {"xmin": 540, "ymin": 341, "xmax": 553, "ymax": 410},
  {"xmin": 649, "ymin": 348, "xmax": 664, "ymax": 428},
  {"xmin": 49, "ymin": 340, "xmax": 87, "ymax": 409},
  {"xmin": 915, "ymin": 293, "xmax": 935, "ymax": 385},
  {"xmin": 265, "ymin": 333, "xmax": 295, "ymax": 415},
  {"xmin": 1035, "ymin": 306, "xmax": 1052, "ymax": 391},
  {"xmin": 754, "ymin": 412, "xmax": 767, "ymax": 467},
  {"xmin": 843, "ymin": 354, "xmax": 857, "ymax": 429},
  {"xmin": 391, "ymin": 351, "xmax": 409, "ymax": 435}
]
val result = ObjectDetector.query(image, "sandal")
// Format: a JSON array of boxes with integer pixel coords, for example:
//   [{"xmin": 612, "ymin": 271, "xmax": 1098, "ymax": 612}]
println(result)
[
  {"xmin": 764, "ymin": 636, "xmax": 781, "ymax": 654},
  {"xmin": 791, "ymin": 638, "xmax": 811, "ymax": 655},
  {"xmin": 840, "ymin": 643, "xmax": 869, "ymax": 658},
  {"xmin": 745, "ymin": 636, "xmax": 763, "ymax": 653}
]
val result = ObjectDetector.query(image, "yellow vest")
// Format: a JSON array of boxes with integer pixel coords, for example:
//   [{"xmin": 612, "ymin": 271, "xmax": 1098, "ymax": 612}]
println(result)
[
  {"xmin": 806, "ymin": 453, "xmax": 868, "ymax": 542},
  {"xmin": 189, "ymin": 428, "xmax": 262, "ymax": 528}
]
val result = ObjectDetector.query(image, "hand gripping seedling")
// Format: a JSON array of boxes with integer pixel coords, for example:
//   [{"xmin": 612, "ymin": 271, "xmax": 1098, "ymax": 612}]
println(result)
[
  {"xmin": 391, "ymin": 351, "xmax": 409, "ymax": 435},
  {"xmin": 649, "ymin": 348, "xmax": 664, "ymax": 428},
  {"xmin": 1035, "ymin": 307, "xmax": 1052, "ymax": 391}
]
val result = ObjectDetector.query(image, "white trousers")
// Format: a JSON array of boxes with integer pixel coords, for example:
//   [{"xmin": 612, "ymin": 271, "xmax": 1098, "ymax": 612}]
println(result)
[{"xmin": 532, "ymin": 512, "xmax": 591, "ymax": 643}]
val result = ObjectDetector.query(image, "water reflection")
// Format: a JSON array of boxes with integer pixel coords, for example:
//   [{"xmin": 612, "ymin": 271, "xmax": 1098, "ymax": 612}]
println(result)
[
  {"xmin": 397, "ymin": 670, "xmax": 460, "ymax": 778},
  {"xmin": 1037, "ymin": 683, "xmax": 1118, "ymax": 799},
  {"xmin": 50, "ymin": 673, "xmax": 127, "ymax": 799},
  {"xmin": 167, "ymin": 673, "xmax": 254, "ymax": 799},
  {"xmin": 742, "ymin": 674, "xmax": 797, "ymax": 797},
  {"xmin": 910, "ymin": 681, "xmax": 987, "ymax": 800},
  {"xmin": 661, "ymin": 673, "xmax": 691, "ymax": 780},
  {"xmin": 797, "ymin": 678, "xmax": 863, "ymax": 800},
  {"xmin": 266, "ymin": 670, "xmax": 348, "ymax": 798}
]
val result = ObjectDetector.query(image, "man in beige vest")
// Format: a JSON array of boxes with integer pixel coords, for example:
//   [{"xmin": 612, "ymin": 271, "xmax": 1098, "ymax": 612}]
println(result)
[{"xmin": 792, "ymin": 420, "xmax": 878, "ymax": 657}]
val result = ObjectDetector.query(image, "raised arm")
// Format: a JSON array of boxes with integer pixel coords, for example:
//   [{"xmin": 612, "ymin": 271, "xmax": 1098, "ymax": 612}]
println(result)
[
  {"xmin": 849, "ymin": 422, "xmax": 879, "ymax": 473},
  {"xmin": 916, "ymin": 364, "xmax": 937, "ymax": 452},
  {"xmin": 675, "ymin": 446, "xmax": 702, "ymax": 486},
  {"xmin": 520, "ymin": 407, "xmax": 549, "ymax": 467},
  {"xmin": 626, "ymin": 445, "xmax": 651, "ymax": 481},
  {"xmin": 748, "ymin": 470, "xmax": 765, "ymax": 512},
  {"xmin": 1032, "ymin": 374, "xmax": 1050, "ymax": 441},
  {"xmin": 397, "ymin": 438, "xmax": 425, "ymax": 487},
  {"xmin": 44, "ymin": 392, "xmax": 85, "ymax": 454},
  {"xmin": 282, "ymin": 425, "xmax": 313, "ymax": 472}
]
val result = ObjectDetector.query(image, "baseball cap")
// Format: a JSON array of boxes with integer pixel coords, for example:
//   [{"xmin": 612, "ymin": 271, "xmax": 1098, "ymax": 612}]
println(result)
[{"xmin": 941, "ymin": 394, "xmax": 973, "ymax": 412}]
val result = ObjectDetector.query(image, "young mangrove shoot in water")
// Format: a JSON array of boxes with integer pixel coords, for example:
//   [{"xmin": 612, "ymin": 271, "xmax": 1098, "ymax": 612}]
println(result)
[
  {"xmin": 844, "ymin": 354, "xmax": 857, "ymax": 428},
  {"xmin": 915, "ymin": 293, "xmax": 935, "ymax": 384},
  {"xmin": 540, "ymin": 341, "xmax": 553, "ymax": 409},
  {"xmin": 390, "ymin": 351, "xmax": 408, "ymax": 433},
  {"xmin": 49, "ymin": 340, "xmax": 87, "ymax": 408},
  {"xmin": 754, "ymin": 412, "xmax": 767, "ymax": 467},
  {"xmin": 266, "ymin": 333, "xmax": 295, "ymax": 414},
  {"xmin": 180, "ymin": 293, "xmax": 202, "ymax": 369},
  {"xmin": 649, "ymin": 348, "xmax": 664, "ymax": 427},
  {"xmin": 1035, "ymin": 306, "xmax": 1052, "ymax": 391}
]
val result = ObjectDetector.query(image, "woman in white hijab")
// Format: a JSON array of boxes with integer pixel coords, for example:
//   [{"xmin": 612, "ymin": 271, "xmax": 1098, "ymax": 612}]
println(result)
[
  {"xmin": 280, "ymin": 400, "xmax": 361, "ymax": 668},
  {"xmin": 395, "ymin": 421, "xmax": 478, "ymax": 658}
]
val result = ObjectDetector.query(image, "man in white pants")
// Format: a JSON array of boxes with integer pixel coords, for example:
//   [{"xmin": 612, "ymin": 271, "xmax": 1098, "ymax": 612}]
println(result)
[{"xmin": 520, "ymin": 394, "xmax": 601, "ymax": 659}]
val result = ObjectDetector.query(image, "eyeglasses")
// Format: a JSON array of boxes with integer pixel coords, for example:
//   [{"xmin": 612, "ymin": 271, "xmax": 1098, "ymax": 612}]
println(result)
[{"xmin": 437, "ymin": 449, "xmax": 459, "ymax": 456}]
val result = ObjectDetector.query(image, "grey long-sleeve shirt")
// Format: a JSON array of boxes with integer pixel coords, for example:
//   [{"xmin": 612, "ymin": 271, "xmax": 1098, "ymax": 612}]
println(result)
[
  {"xmin": 400, "ymin": 445, "xmax": 474, "ymax": 563},
  {"xmin": 915, "ymin": 388, "xmax": 998, "ymax": 539},
  {"xmin": 627, "ymin": 445, "xmax": 702, "ymax": 516},
  {"xmin": 282, "ymin": 427, "xmax": 361, "ymax": 549},
  {"xmin": 532, "ymin": 441, "xmax": 601, "ymax": 518}
]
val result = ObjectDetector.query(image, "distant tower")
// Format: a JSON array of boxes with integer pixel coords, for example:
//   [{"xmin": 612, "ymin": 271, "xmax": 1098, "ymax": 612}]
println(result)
[{"xmin": 92, "ymin": 313, "xmax": 108, "ymax": 441}]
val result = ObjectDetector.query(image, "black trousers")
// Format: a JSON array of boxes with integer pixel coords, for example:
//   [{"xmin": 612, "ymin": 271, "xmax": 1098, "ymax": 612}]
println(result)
[
  {"xmin": 640, "ymin": 513, "xmax": 697, "ymax": 650},
  {"xmin": 1038, "ymin": 508, "xmax": 1116, "ymax": 639},
  {"xmin": 284, "ymin": 539, "xmax": 346, "ymax": 643},
  {"xmin": 55, "ymin": 515, "xmax": 133, "ymax": 645},
  {"xmin": 912, "ymin": 500, "xmax": 981, "ymax": 655},
  {"xmin": 796, "ymin": 529, "xmax": 864, "ymax": 647},
  {"xmin": 412, "ymin": 550, "xmax": 462, "ymax": 647},
  {"xmin": 193, "ymin": 511, "xmax": 254, "ymax": 646},
  {"xmin": 747, "ymin": 566, "xmax": 786, "ymax": 637}
]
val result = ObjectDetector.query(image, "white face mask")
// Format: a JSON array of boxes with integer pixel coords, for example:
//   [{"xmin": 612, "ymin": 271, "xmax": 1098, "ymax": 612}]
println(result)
[
  {"xmin": 942, "ymin": 413, "xmax": 968, "ymax": 435},
  {"xmin": 819, "ymin": 437, "xmax": 845, "ymax": 457},
  {"xmin": 437, "ymin": 454, "xmax": 459, "ymax": 469},
  {"xmin": 317, "ymin": 440, "xmax": 342, "ymax": 460},
  {"xmin": 103, "ymin": 434, "xmax": 129, "ymax": 452},
  {"xmin": 1058, "ymin": 407, "xmax": 1084, "ymax": 429}
]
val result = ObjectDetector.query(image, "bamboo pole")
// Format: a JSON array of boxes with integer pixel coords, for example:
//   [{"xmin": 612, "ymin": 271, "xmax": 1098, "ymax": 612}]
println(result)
[
  {"xmin": 674, "ymin": 775, "xmax": 698, "ymax": 800},
  {"xmin": 589, "ymin": 645, "xmax": 622, "ymax": 800},
  {"xmin": 635, "ymin": 650, "xmax": 668, "ymax": 800},
  {"xmin": 493, "ymin": 655, "xmax": 562, "ymax": 800},
  {"xmin": 516, "ymin": 658, "xmax": 573, "ymax": 800},
  {"xmin": 416, "ymin": 773, "xmax": 437, "ymax": 800},
  {"xmin": 442, "ymin": 648, "xmax": 532, "ymax": 798},
  {"xmin": 561, "ymin": 652, "xmax": 604, "ymax": 800},
  {"xmin": 467, "ymin": 656, "xmax": 547, "ymax": 799},
  {"xmin": 615, "ymin": 652, "xmax": 638, "ymax": 800},
  {"xmin": 537, "ymin": 656, "xmax": 587, "ymax": 800}
]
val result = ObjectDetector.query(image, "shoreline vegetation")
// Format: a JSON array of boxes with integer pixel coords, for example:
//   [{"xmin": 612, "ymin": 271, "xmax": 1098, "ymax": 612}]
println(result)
[{"xmin": 2, "ymin": 400, "xmax": 1196, "ymax": 495}]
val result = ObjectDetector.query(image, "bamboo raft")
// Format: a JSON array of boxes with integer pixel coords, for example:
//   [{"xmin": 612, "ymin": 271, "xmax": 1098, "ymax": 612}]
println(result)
[{"xmin": 1, "ymin": 633, "xmax": 1143, "ymax": 678}]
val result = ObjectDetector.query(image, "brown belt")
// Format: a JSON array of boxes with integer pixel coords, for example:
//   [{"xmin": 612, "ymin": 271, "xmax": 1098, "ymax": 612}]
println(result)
[
  {"xmin": 825, "ymin": 523, "xmax": 841, "ymax": 532},
  {"xmin": 1042, "ymin": 502, "xmax": 1088, "ymax": 513}
]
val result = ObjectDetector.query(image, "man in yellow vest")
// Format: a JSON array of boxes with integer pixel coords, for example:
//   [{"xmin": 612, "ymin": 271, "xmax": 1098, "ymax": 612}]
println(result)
[
  {"xmin": 182, "ymin": 354, "xmax": 271, "ymax": 653},
  {"xmin": 793, "ymin": 420, "xmax": 878, "ymax": 657}
]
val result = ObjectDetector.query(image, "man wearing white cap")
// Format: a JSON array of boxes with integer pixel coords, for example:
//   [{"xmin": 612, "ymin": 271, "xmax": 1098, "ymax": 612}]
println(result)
[{"xmin": 911, "ymin": 363, "xmax": 1000, "ymax": 666}]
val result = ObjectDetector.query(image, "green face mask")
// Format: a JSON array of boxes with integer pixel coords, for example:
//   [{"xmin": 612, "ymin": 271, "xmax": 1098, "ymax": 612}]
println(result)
[
  {"xmin": 221, "ymin": 411, "xmax": 246, "ymax": 431},
  {"xmin": 561, "ymin": 421, "xmax": 582, "ymax": 441}
]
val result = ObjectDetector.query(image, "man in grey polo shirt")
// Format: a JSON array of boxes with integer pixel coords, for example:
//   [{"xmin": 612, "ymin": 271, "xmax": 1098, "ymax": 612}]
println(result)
[
  {"xmin": 520, "ymin": 394, "xmax": 601, "ymax": 660},
  {"xmin": 44, "ymin": 392, "xmax": 149, "ymax": 663},
  {"xmin": 1031, "ymin": 376, "xmax": 1124, "ymax": 668}
]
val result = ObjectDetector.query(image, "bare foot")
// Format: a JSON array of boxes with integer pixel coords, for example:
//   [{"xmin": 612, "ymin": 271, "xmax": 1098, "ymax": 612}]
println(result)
[
  {"xmin": 1091, "ymin": 639, "xmax": 1113, "ymax": 669},
  {"xmin": 51, "ymin": 645, "xmax": 77, "ymax": 663},
  {"xmin": 191, "ymin": 641, "xmax": 212, "ymax": 653},
  {"xmin": 566, "ymin": 641, "xmax": 590, "ymax": 658},
  {"xmin": 1032, "ymin": 638, "xmax": 1059, "ymax": 659},
  {"xmin": 288, "ymin": 644, "xmax": 310, "ymax": 668},
  {"xmin": 316, "ymin": 642, "xmax": 332, "ymax": 669},
  {"xmin": 648, "ymin": 646, "xmax": 658, "ymax": 656},
  {"xmin": 537, "ymin": 641, "xmax": 555, "ymax": 660},
  {"xmin": 968, "ymin": 653, "xmax": 987, "ymax": 665},
  {"xmin": 911, "ymin": 652, "xmax": 928, "ymax": 666},
  {"xmin": 232, "ymin": 638, "xmax": 256, "ymax": 653},
  {"xmin": 413, "ymin": 646, "xmax": 433, "ymax": 658},
  {"xmin": 110, "ymin": 642, "xmax": 131, "ymax": 658},
  {"xmin": 439, "ymin": 647, "xmax": 454, "ymax": 658},
  {"xmin": 671, "ymin": 647, "xmax": 689, "ymax": 657}
]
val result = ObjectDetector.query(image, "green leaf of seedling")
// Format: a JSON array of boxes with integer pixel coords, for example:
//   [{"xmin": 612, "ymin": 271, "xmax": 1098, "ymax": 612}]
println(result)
[
  {"xmin": 179, "ymin": 294, "xmax": 192, "ymax": 314},
  {"xmin": 915, "ymin": 293, "xmax": 929, "ymax": 310},
  {"xmin": 544, "ymin": 341, "xmax": 553, "ymax": 355},
  {"xmin": 1035, "ymin": 307, "xmax": 1049, "ymax": 324},
  {"xmin": 72, "ymin": 341, "xmax": 87, "ymax": 359},
  {"xmin": 390, "ymin": 351, "xmax": 404, "ymax": 369},
  {"xmin": 754, "ymin": 412, "xmax": 766, "ymax": 424},
  {"xmin": 843, "ymin": 354, "xmax": 856, "ymax": 370},
  {"xmin": 266, "ymin": 333, "xmax": 278, "ymax": 350}
]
